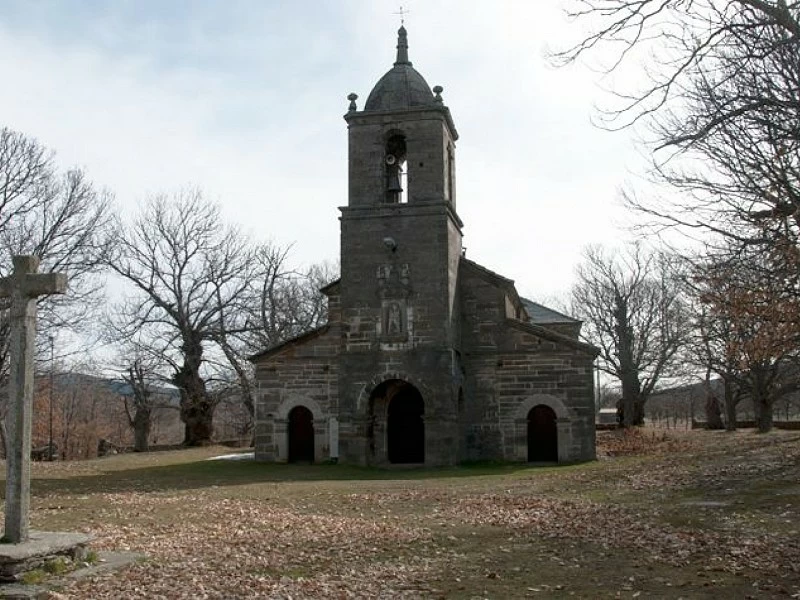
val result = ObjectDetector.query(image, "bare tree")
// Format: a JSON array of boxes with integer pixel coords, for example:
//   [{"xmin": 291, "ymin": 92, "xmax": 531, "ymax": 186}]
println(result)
[
  {"xmin": 0, "ymin": 126, "xmax": 113, "ymax": 453},
  {"xmin": 571, "ymin": 244, "xmax": 690, "ymax": 426},
  {"xmin": 559, "ymin": 3, "xmax": 800, "ymax": 247},
  {"xmin": 558, "ymin": 1, "xmax": 800, "ymax": 135},
  {"xmin": 560, "ymin": 5, "xmax": 800, "ymax": 430},
  {"xmin": 106, "ymin": 190, "xmax": 255, "ymax": 446},
  {"xmin": 697, "ymin": 310, "xmax": 738, "ymax": 430},
  {"xmin": 210, "ymin": 243, "xmax": 293, "ymax": 424},
  {"xmin": 683, "ymin": 272, "xmax": 747, "ymax": 430},
  {"xmin": 0, "ymin": 127, "xmax": 52, "ymax": 233},
  {"xmin": 212, "ymin": 246, "xmax": 335, "ymax": 425},
  {"xmin": 690, "ymin": 246, "xmax": 800, "ymax": 432},
  {"xmin": 119, "ymin": 357, "xmax": 163, "ymax": 452},
  {"xmin": 633, "ymin": 17, "xmax": 798, "ymax": 248}
]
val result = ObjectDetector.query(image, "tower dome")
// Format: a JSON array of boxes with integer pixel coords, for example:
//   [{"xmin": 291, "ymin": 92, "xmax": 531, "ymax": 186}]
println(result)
[{"xmin": 364, "ymin": 26, "xmax": 436, "ymax": 112}]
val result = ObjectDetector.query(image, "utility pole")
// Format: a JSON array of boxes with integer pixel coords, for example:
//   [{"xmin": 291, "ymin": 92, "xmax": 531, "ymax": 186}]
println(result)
[{"xmin": 48, "ymin": 334, "xmax": 54, "ymax": 461}]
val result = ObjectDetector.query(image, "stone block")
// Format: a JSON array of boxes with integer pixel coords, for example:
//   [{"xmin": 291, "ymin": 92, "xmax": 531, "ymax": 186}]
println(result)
[{"xmin": 0, "ymin": 531, "xmax": 92, "ymax": 582}]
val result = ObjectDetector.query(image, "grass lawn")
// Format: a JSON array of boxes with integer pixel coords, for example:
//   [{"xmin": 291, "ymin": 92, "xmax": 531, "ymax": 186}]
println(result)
[{"xmin": 4, "ymin": 429, "xmax": 799, "ymax": 598}]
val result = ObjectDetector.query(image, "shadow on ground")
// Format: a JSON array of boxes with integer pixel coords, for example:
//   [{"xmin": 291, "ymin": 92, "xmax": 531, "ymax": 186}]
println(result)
[{"xmin": 14, "ymin": 459, "xmax": 586, "ymax": 497}]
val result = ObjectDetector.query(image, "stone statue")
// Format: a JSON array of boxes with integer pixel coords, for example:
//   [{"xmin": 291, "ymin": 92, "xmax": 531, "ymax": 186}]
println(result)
[{"xmin": 387, "ymin": 302, "xmax": 402, "ymax": 334}]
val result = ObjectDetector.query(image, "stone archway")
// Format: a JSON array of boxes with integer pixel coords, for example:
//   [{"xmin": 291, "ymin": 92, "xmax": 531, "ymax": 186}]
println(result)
[
  {"xmin": 274, "ymin": 396, "xmax": 325, "ymax": 463},
  {"xmin": 288, "ymin": 405, "xmax": 314, "ymax": 463},
  {"xmin": 368, "ymin": 379, "xmax": 425, "ymax": 464},
  {"xmin": 527, "ymin": 404, "xmax": 557, "ymax": 462},
  {"xmin": 514, "ymin": 394, "xmax": 573, "ymax": 463}
]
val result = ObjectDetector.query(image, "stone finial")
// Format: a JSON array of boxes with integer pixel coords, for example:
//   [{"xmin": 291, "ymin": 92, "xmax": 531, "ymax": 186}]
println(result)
[
  {"xmin": 394, "ymin": 26, "xmax": 411, "ymax": 66},
  {"xmin": 347, "ymin": 92, "xmax": 358, "ymax": 112},
  {"xmin": 433, "ymin": 85, "xmax": 443, "ymax": 103}
]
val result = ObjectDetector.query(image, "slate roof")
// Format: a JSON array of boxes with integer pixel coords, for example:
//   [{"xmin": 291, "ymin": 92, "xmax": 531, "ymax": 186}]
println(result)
[
  {"xmin": 365, "ymin": 66, "xmax": 436, "ymax": 112},
  {"xmin": 520, "ymin": 298, "xmax": 580, "ymax": 325},
  {"xmin": 364, "ymin": 26, "xmax": 436, "ymax": 112}
]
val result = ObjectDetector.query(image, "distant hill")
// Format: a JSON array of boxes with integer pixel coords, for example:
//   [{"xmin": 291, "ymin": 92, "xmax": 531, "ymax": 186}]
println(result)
[{"xmin": 47, "ymin": 371, "xmax": 180, "ymax": 405}]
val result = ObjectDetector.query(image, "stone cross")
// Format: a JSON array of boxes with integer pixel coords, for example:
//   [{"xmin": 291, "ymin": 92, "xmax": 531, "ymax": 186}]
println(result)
[{"xmin": 0, "ymin": 256, "xmax": 66, "ymax": 544}]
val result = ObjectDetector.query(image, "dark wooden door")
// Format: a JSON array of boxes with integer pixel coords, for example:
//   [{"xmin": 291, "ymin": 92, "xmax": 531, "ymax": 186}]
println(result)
[
  {"xmin": 288, "ymin": 406, "xmax": 314, "ymax": 463},
  {"xmin": 527, "ymin": 405, "xmax": 557, "ymax": 462},
  {"xmin": 387, "ymin": 390, "xmax": 425, "ymax": 464}
]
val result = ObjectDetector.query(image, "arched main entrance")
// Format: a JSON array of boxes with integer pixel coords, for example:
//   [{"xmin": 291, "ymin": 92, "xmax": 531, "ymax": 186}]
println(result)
[
  {"xmin": 527, "ymin": 404, "xmax": 557, "ymax": 462},
  {"xmin": 368, "ymin": 379, "xmax": 425, "ymax": 464},
  {"xmin": 288, "ymin": 406, "xmax": 314, "ymax": 463}
]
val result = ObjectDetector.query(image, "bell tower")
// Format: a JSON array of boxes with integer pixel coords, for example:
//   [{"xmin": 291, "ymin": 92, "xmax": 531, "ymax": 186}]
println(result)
[
  {"xmin": 337, "ymin": 26, "xmax": 464, "ymax": 466},
  {"xmin": 344, "ymin": 26, "xmax": 459, "ymax": 209}
]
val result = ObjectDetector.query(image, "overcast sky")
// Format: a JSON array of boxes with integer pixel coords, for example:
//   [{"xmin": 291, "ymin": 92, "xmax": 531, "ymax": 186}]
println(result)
[{"xmin": 0, "ymin": 0, "xmax": 644, "ymax": 305}]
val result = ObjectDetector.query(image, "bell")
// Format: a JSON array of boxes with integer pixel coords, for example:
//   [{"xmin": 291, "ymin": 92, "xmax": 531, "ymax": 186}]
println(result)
[{"xmin": 387, "ymin": 172, "xmax": 403, "ymax": 194}]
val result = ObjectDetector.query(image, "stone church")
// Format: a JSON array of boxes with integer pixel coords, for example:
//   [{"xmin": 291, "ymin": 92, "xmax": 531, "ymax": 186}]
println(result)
[{"xmin": 250, "ymin": 27, "xmax": 598, "ymax": 466}]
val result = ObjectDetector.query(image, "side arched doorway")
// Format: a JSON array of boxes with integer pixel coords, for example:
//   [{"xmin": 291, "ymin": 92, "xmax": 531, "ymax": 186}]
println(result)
[
  {"xmin": 288, "ymin": 406, "xmax": 314, "ymax": 463},
  {"xmin": 369, "ymin": 379, "xmax": 425, "ymax": 464},
  {"xmin": 528, "ymin": 404, "xmax": 557, "ymax": 462}
]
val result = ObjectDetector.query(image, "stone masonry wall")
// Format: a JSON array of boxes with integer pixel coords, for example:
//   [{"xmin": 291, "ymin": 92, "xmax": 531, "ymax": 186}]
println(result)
[
  {"xmin": 346, "ymin": 109, "xmax": 456, "ymax": 207},
  {"xmin": 336, "ymin": 202, "xmax": 462, "ymax": 466},
  {"xmin": 495, "ymin": 326, "xmax": 596, "ymax": 463},
  {"xmin": 254, "ymin": 326, "xmax": 339, "ymax": 462},
  {"xmin": 460, "ymin": 262, "xmax": 596, "ymax": 463}
]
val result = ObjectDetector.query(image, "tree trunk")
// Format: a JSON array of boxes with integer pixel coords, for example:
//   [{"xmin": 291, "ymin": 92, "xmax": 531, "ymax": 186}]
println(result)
[
  {"xmin": 619, "ymin": 396, "xmax": 632, "ymax": 427},
  {"xmin": 749, "ymin": 368, "xmax": 774, "ymax": 433},
  {"xmin": 701, "ymin": 369, "xmax": 724, "ymax": 430},
  {"xmin": 181, "ymin": 400, "xmax": 215, "ymax": 446},
  {"xmin": 133, "ymin": 408, "xmax": 151, "ymax": 452},
  {"xmin": 755, "ymin": 394, "xmax": 773, "ymax": 433},
  {"xmin": 174, "ymin": 337, "xmax": 214, "ymax": 446},
  {"xmin": 620, "ymin": 374, "xmax": 643, "ymax": 427},
  {"xmin": 614, "ymin": 294, "xmax": 642, "ymax": 428},
  {"xmin": 633, "ymin": 396, "xmax": 649, "ymax": 426},
  {"xmin": 723, "ymin": 380, "xmax": 738, "ymax": 432},
  {"xmin": 704, "ymin": 394, "xmax": 724, "ymax": 429}
]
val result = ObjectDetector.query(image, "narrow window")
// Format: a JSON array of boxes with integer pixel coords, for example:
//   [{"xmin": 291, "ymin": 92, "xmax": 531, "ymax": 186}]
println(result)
[
  {"xmin": 446, "ymin": 144, "xmax": 455, "ymax": 204},
  {"xmin": 385, "ymin": 134, "xmax": 408, "ymax": 203}
]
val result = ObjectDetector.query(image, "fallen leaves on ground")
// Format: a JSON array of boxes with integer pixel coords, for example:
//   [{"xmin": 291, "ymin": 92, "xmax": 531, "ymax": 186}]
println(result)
[{"xmin": 25, "ymin": 430, "xmax": 800, "ymax": 599}]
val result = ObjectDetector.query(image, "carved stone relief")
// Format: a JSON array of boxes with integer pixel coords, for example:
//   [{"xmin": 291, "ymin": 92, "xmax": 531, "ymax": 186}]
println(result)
[{"xmin": 377, "ymin": 262, "xmax": 411, "ymax": 342}]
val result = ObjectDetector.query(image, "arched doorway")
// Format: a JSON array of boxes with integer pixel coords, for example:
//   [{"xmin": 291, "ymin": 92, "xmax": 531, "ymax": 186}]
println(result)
[
  {"xmin": 388, "ymin": 384, "xmax": 424, "ymax": 463},
  {"xmin": 288, "ymin": 406, "xmax": 314, "ymax": 463},
  {"xmin": 368, "ymin": 379, "xmax": 425, "ymax": 464},
  {"xmin": 527, "ymin": 404, "xmax": 557, "ymax": 462}
]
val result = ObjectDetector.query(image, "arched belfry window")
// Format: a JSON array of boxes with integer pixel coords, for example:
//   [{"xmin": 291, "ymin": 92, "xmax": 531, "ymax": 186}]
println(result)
[
  {"xmin": 385, "ymin": 133, "xmax": 408, "ymax": 204},
  {"xmin": 446, "ymin": 143, "xmax": 455, "ymax": 204}
]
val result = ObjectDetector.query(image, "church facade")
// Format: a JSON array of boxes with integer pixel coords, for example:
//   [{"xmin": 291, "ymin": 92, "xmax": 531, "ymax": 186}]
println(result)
[{"xmin": 250, "ymin": 27, "xmax": 598, "ymax": 466}]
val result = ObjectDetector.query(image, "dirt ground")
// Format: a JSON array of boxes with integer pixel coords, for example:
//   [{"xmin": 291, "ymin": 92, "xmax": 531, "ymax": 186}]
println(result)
[{"xmin": 7, "ymin": 428, "xmax": 800, "ymax": 598}]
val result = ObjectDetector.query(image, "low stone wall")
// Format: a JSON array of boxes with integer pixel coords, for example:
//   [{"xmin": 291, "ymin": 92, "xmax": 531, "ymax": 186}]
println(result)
[{"xmin": 692, "ymin": 419, "xmax": 800, "ymax": 430}]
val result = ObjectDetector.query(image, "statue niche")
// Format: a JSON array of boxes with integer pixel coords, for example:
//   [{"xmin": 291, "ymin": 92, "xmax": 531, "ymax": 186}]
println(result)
[
  {"xmin": 384, "ymin": 299, "xmax": 405, "ymax": 336},
  {"xmin": 377, "ymin": 262, "xmax": 411, "ymax": 342}
]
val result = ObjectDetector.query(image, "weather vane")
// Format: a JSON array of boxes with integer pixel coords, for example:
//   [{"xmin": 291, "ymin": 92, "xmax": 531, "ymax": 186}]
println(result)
[{"xmin": 394, "ymin": 5, "xmax": 410, "ymax": 25}]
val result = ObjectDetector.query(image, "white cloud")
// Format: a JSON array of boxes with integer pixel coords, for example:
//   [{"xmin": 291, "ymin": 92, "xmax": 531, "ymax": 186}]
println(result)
[{"xmin": 0, "ymin": 0, "xmax": 647, "ymax": 306}]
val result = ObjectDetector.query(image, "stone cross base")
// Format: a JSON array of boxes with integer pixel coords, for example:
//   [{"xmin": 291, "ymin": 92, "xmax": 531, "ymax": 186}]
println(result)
[{"xmin": 0, "ymin": 531, "xmax": 92, "ymax": 582}]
